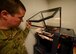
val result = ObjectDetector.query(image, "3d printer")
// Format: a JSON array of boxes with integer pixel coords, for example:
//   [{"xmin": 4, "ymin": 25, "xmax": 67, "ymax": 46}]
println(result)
[{"xmin": 27, "ymin": 7, "xmax": 75, "ymax": 54}]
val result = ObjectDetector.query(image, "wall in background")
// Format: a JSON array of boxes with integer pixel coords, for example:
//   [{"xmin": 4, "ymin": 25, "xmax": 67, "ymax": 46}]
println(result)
[{"xmin": 47, "ymin": 0, "xmax": 76, "ymax": 33}]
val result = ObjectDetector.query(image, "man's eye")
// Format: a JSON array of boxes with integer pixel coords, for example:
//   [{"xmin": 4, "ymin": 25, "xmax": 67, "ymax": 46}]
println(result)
[{"xmin": 19, "ymin": 17, "xmax": 23, "ymax": 21}]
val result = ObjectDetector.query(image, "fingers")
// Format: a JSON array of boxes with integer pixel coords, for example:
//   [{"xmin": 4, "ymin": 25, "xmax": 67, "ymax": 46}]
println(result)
[{"xmin": 26, "ymin": 20, "xmax": 31, "ymax": 28}]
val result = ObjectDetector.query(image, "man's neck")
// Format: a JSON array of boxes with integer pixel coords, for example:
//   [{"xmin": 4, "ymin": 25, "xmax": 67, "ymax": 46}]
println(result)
[{"xmin": 0, "ymin": 20, "xmax": 9, "ymax": 29}]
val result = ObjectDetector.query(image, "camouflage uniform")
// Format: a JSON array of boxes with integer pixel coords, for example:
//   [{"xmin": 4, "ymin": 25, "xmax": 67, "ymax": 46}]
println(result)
[{"xmin": 0, "ymin": 27, "xmax": 29, "ymax": 54}]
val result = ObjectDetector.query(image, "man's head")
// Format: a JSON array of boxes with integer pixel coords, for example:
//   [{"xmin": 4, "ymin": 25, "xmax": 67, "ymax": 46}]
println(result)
[
  {"xmin": 0, "ymin": 0, "xmax": 26, "ymax": 15},
  {"xmin": 0, "ymin": 0, "xmax": 26, "ymax": 29}
]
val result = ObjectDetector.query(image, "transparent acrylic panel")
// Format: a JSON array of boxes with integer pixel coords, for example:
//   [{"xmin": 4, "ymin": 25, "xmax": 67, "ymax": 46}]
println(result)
[
  {"xmin": 28, "ymin": 7, "xmax": 61, "ymax": 29},
  {"xmin": 45, "ymin": 11, "xmax": 60, "ymax": 27},
  {"xmin": 30, "ymin": 13, "xmax": 42, "ymax": 20},
  {"xmin": 30, "ymin": 13, "xmax": 44, "ymax": 27},
  {"xmin": 42, "ymin": 11, "xmax": 55, "ymax": 18}
]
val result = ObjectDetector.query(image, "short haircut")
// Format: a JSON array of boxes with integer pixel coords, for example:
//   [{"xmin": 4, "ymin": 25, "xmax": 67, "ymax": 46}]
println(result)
[{"xmin": 0, "ymin": 0, "xmax": 26, "ymax": 15}]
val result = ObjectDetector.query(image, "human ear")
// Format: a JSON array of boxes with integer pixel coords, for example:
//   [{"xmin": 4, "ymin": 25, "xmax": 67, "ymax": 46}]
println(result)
[{"xmin": 0, "ymin": 10, "xmax": 9, "ymax": 20}]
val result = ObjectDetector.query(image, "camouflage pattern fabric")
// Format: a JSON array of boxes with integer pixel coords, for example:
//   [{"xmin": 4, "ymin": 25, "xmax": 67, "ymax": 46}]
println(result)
[{"xmin": 0, "ymin": 27, "xmax": 29, "ymax": 54}]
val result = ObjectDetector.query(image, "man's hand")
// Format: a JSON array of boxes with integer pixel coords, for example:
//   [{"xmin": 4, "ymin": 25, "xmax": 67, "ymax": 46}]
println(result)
[{"xmin": 26, "ymin": 20, "xmax": 31, "ymax": 28}]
